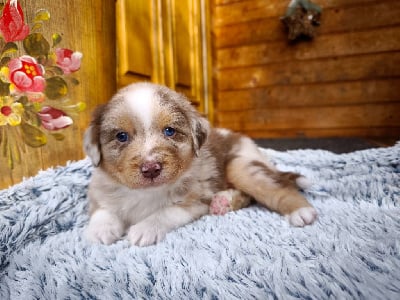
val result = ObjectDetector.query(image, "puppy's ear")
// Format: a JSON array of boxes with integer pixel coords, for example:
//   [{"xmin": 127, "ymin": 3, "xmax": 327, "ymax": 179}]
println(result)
[
  {"xmin": 83, "ymin": 104, "xmax": 105, "ymax": 167},
  {"xmin": 190, "ymin": 113, "xmax": 210, "ymax": 156}
]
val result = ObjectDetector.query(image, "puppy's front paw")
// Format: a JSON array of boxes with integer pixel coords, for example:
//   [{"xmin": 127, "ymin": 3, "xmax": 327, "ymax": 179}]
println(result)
[
  {"xmin": 127, "ymin": 221, "xmax": 167, "ymax": 247},
  {"xmin": 84, "ymin": 210, "xmax": 124, "ymax": 245},
  {"xmin": 210, "ymin": 192, "xmax": 232, "ymax": 215},
  {"xmin": 286, "ymin": 207, "xmax": 318, "ymax": 227}
]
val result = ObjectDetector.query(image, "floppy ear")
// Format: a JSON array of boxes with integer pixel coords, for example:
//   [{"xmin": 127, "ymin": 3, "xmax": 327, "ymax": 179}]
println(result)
[
  {"xmin": 83, "ymin": 105, "xmax": 105, "ymax": 167},
  {"xmin": 190, "ymin": 112, "xmax": 210, "ymax": 156}
]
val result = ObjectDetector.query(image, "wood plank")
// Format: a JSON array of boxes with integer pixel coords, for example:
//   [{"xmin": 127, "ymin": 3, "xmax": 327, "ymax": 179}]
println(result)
[
  {"xmin": 214, "ymin": 0, "xmax": 245, "ymax": 5},
  {"xmin": 213, "ymin": 0, "xmax": 400, "ymax": 48},
  {"xmin": 321, "ymin": 0, "xmax": 400, "ymax": 36},
  {"xmin": 216, "ymin": 26, "xmax": 400, "ymax": 69},
  {"xmin": 216, "ymin": 52, "xmax": 400, "ymax": 90},
  {"xmin": 213, "ymin": 18, "xmax": 285, "ymax": 49},
  {"xmin": 213, "ymin": 0, "xmax": 381, "ymax": 27},
  {"xmin": 213, "ymin": 0, "xmax": 287, "ymax": 27},
  {"xmin": 240, "ymin": 127, "xmax": 400, "ymax": 139},
  {"xmin": 215, "ymin": 79, "xmax": 400, "ymax": 111},
  {"xmin": 216, "ymin": 103, "xmax": 400, "ymax": 131}
]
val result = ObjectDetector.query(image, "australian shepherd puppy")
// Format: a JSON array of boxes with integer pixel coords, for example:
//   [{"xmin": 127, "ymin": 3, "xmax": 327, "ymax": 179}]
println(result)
[{"xmin": 83, "ymin": 82, "xmax": 317, "ymax": 247}]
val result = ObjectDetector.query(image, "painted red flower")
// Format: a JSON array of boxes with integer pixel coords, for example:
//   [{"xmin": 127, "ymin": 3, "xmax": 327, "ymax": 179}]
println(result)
[
  {"xmin": 37, "ymin": 106, "xmax": 73, "ymax": 131},
  {"xmin": 55, "ymin": 48, "xmax": 83, "ymax": 74},
  {"xmin": 8, "ymin": 55, "xmax": 46, "ymax": 93},
  {"xmin": 0, "ymin": 0, "xmax": 30, "ymax": 43}
]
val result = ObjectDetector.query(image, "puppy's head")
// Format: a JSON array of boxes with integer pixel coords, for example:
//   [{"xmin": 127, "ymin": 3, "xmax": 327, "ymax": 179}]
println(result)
[{"xmin": 84, "ymin": 82, "xmax": 210, "ymax": 189}]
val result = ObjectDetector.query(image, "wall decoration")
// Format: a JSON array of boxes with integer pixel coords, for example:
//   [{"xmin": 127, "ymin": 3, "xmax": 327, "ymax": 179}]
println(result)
[
  {"xmin": 281, "ymin": 0, "xmax": 322, "ymax": 41},
  {"xmin": 0, "ymin": 0, "xmax": 84, "ymax": 169}
]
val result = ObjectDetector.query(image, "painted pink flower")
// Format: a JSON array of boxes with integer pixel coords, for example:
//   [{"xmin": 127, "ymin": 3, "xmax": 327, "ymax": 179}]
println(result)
[
  {"xmin": 0, "ymin": 0, "xmax": 30, "ymax": 43},
  {"xmin": 55, "ymin": 48, "xmax": 83, "ymax": 74},
  {"xmin": 8, "ymin": 55, "xmax": 46, "ymax": 93},
  {"xmin": 37, "ymin": 106, "xmax": 73, "ymax": 131}
]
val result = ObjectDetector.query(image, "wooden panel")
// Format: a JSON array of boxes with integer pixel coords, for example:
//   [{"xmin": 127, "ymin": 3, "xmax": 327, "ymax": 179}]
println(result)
[
  {"xmin": 214, "ymin": 0, "xmax": 400, "ymax": 48},
  {"xmin": 214, "ymin": 18, "xmax": 284, "ymax": 49},
  {"xmin": 242, "ymin": 127, "xmax": 400, "ymax": 139},
  {"xmin": 211, "ymin": 0, "xmax": 400, "ymax": 139},
  {"xmin": 216, "ymin": 26, "xmax": 400, "ymax": 69},
  {"xmin": 216, "ymin": 79, "xmax": 400, "ymax": 111},
  {"xmin": 0, "ymin": 0, "xmax": 116, "ymax": 189},
  {"xmin": 216, "ymin": 52, "xmax": 400, "ymax": 90},
  {"xmin": 213, "ymin": 0, "xmax": 290, "ymax": 27},
  {"xmin": 117, "ymin": 0, "xmax": 154, "ymax": 83},
  {"xmin": 217, "ymin": 103, "xmax": 400, "ymax": 131},
  {"xmin": 171, "ymin": 0, "xmax": 192, "ymax": 88},
  {"xmin": 213, "ymin": 0, "xmax": 382, "ymax": 27}
]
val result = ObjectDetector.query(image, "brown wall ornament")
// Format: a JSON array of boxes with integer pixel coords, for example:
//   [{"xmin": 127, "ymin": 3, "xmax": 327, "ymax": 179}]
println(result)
[{"xmin": 281, "ymin": 0, "xmax": 322, "ymax": 42}]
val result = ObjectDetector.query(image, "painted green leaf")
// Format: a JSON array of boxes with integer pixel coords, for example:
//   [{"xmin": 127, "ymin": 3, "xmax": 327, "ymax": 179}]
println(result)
[
  {"xmin": 1, "ymin": 56, "xmax": 11, "ymax": 66},
  {"xmin": 75, "ymin": 102, "xmax": 86, "ymax": 112},
  {"xmin": 46, "ymin": 66, "xmax": 64, "ymax": 76},
  {"xmin": 45, "ymin": 76, "xmax": 68, "ymax": 100},
  {"xmin": 10, "ymin": 135, "xmax": 21, "ymax": 165},
  {"xmin": 21, "ymin": 122, "xmax": 47, "ymax": 147},
  {"xmin": 69, "ymin": 77, "xmax": 80, "ymax": 85},
  {"xmin": 31, "ymin": 23, "xmax": 43, "ymax": 32},
  {"xmin": 23, "ymin": 109, "xmax": 41, "ymax": 127},
  {"xmin": 34, "ymin": 9, "xmax": 51, "ymax": 23},
  {"xmin": 66, "ymin": 101, "xmax": 86, "ymax": 113},
  {"xmin": 23, "ymin": 33, "xmax": 50, "ymax": 57},
  {"xmin": 52, "ymin": 33, "xmax": 62, "ymax": 47},
  {"xmin": 2, "ymin": 42, "xmax": 18, "ymax": 56},
  {"xmin": 0, "ymin": 78, "xmax": 10, "ymax": 96},
  {"xmin": 51, "ymin": 133, "xmax": 65, "ymax": 141},
  {"xmin": 18, "ymin": 96, "xmax": 29, "ymax": 106}
]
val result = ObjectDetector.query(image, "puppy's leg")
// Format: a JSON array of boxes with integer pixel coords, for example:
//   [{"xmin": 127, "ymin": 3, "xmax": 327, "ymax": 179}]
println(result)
[
  {"xmin": 127, "ymin": 202, "xmax": 209, "ymax": 247},
  {"xmin": 209, "ymin": 189, "xmax": 252, "ymax": 215},
  {"xmin": 85, "ymin": 209, "xmax": 125, "ymax": 245},
  {"xmin": 226, "ymin": 138, "xmax": 317, "ymax": 227}
]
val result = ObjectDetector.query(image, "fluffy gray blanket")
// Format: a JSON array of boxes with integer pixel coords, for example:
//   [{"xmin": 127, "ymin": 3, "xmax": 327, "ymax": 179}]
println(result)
[{"xmin": 1, "ymin": 143, "xmax": 399, "ymax": 299}]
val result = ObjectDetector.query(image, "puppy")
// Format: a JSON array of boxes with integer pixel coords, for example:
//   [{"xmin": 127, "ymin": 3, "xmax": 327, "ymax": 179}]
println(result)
[{"xmin": 83, "ymin": 82, "xmax": 317, "ymax": 247}]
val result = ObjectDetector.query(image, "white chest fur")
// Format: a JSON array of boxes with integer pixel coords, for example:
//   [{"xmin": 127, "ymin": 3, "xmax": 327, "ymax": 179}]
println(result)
[{"xmin": 89, "ymin": 169, "xmax": 177, "ymax": 225}]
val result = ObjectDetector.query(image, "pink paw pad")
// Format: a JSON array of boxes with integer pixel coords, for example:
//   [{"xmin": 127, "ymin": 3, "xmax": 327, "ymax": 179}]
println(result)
[{"xmin": 210, "ymin": 194, "xmax": 232, "ymax": 215}]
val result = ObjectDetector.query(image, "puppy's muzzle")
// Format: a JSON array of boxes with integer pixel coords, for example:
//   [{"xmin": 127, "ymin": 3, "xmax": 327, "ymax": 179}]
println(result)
[{"xmin": 141, "ymin": 161, "xmax": 162, "ymax": 179}]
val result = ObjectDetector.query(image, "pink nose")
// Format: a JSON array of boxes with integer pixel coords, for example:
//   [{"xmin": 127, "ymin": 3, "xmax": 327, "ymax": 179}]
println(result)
[{"xmin": 141, "ymin": 161, "xmax": 162, "ymax": 179}]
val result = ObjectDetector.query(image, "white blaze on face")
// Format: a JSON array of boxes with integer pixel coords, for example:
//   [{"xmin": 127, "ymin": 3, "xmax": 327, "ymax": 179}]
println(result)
[
  {"xmin": 124, "ymin": 86, "xmax": 159, "ymax": 159},
  {"xmin": 125, "ymin": 86, "xmax": 156, "ymax": 132}
]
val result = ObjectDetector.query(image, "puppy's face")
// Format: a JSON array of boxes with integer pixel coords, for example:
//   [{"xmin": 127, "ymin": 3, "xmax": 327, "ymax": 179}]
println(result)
[{"xmin": 84, "ymin": 83, "xmax": 209, "ymax": 189}]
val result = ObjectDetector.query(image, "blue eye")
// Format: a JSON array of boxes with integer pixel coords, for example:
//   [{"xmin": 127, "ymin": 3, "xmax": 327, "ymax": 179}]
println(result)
[
  {"xmin": 163, "ymin": 127, "xmax": 176, "ymax": 137},
  {"xmin": 116, "ymin": 132, "xmax": 129, "ymax": 142}
]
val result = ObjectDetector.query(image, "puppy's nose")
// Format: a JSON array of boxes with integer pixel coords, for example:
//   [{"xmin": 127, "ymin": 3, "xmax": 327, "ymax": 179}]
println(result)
[{"xmin": 141, "ymin": 161, "xmax": 162, "ymax": 179}]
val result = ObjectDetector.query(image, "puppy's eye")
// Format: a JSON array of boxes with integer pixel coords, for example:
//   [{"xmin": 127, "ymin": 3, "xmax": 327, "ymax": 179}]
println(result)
[
  {"xmin": 116, "ymin": 131, "xmax": 129, "ymax": 142},
  {"xmin": 163, "ymin": 127, "xmax": 176, "ymax": 137}
]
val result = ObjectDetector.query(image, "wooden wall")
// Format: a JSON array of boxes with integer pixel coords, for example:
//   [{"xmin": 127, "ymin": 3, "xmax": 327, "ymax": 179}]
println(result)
[
  {"xmin": 211, "ymin": 0, "xmax": 400, "ymax": 138},
  {"xmin": 0, "ymin": 0, "xmax": 116, "ymax": 189}
]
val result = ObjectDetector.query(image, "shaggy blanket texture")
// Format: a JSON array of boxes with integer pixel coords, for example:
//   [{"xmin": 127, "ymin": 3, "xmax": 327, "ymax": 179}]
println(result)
[{"xmin": 0, "ymin": 143, "xmax": 399, "ymax": 299}]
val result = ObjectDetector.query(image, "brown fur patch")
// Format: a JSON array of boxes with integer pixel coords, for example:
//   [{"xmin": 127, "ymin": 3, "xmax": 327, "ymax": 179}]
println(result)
[
  {"xmin": 248, "ymin": 160, "xmax": 300, "ymax": 188},
  {"xmin": 206, "ymin": 130, "xmax": 243, "ymax": 188}
]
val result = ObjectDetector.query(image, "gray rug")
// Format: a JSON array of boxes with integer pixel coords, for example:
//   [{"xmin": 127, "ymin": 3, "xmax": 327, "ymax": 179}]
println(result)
[{"xmin": 1, "ymin": 143, "xmax": 399, "ymax": 299}]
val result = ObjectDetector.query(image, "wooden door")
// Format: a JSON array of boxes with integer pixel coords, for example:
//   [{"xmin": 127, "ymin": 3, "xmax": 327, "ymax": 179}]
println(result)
[
  {"xmin": 116, "ymin": 0, "xmax": 212, "ymax": 118},
  {"xmin": 0, "ymin": 0, "xmax": 116, "ymax": 189}
]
